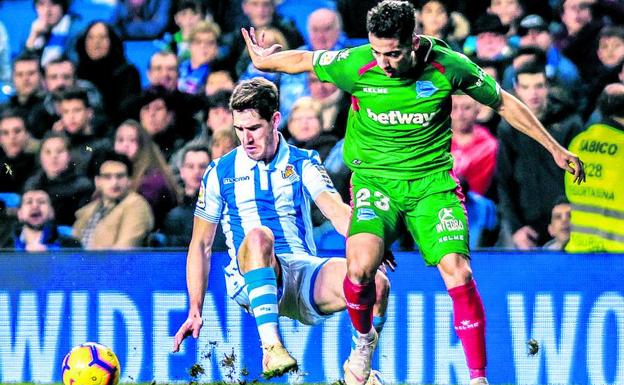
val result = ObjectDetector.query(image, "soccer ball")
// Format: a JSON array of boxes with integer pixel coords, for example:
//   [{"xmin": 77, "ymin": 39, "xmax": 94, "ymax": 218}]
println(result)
[{"xmin": 61, "ymin": 342, "xmax": 121, "ymax": 385}]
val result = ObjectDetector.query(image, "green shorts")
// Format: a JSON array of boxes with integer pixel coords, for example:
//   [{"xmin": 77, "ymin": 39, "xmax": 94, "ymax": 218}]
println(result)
[{"xmin": 349, "ymin": 170, "xmax": 470, "ymax": 266}]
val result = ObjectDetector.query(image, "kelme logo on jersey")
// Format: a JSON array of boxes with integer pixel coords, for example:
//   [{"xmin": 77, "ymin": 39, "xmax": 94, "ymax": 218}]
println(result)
[
  {"xmin": 366, "ymin": 108, "xmax": 436, "ymax": 126},
  {"xmin": 436, "ymin": 208, "xmax": 464, "ymax": 233},
  {"xmin": 415, "ymin": 81, "xmax": 438, "ymax": 98}
]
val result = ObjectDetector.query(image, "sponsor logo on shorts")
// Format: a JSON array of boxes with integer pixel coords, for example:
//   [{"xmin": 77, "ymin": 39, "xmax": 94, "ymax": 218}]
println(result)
[
  {"xmin": 357, "ymin": 207, "xmax": 377, "ymax": 221},
  {"xmin": 415, "ymin": 81, "xmax": 438, "ymax": 98},
  {"xmin": 436, "ymin": 208, "xmax": 465, "ymax": 233},
  {"xmin": 282, "ymin": 164, "xmax": 300, "ymax": 182}
]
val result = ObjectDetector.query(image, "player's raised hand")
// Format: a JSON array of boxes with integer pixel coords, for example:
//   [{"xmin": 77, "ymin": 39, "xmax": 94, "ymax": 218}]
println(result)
[
  {"xmin": 172, "ymin": 314, "xmax": 203, "ymax": 352},
  {"xmin": 552, "ymin": 147, "xmax": 586, "ymax": 185},
  {"xmin": 241, "ymin": 27, "xmax": 283, "ymax": 69}
]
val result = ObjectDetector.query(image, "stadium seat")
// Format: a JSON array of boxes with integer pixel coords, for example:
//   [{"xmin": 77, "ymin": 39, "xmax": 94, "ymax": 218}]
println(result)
[
  {"xmin": 69, "ymin": 0, "xmax": 115, "ymax": 32},
  {"xmin": 57, "ymin": 225, "xmax": 74, "ymax": 238},
  {"xmin": 0, "ymin": 192, "xmax": 21, "ymax": 209},
  {"xmin": 123, "ymin": 40, "xmax": 160, "ymax": 87}
]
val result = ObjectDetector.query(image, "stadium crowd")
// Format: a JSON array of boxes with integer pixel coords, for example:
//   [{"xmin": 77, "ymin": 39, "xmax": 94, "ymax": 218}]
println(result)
[{"xmin": 0, "ymin": 0, "xmax": 623, "ymax": 252}]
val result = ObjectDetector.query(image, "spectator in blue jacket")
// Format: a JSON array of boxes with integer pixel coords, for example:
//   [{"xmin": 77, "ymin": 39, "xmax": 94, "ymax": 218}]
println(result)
[{"xmin": 111, "ymin": 0, "xmax": 172, "ymax": 40}]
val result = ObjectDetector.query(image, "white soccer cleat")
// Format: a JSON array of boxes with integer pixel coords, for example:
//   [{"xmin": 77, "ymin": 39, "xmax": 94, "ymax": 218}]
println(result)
[
  {"xmin": 343, "ymin": 328, "xmax": 379, "ymax": 385},
  {"xmin": 261, "ymin": 344, "xmax": 298, "ymax": 379},
  {"xmin": 365, "ymin": 370, "xmax": 384, "ymax": 385},
  {"xmin": 469, "ymin": 377, "xmax": 489, "ymax": 385}
]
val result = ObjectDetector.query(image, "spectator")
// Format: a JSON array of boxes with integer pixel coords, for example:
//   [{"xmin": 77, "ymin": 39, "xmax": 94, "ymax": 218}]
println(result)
[
  {"xmin": 113, "ymin": 119, "xmax": 180, "ymax": 228},
  {"xmin": 24, "ymin": 132, "xmax": 93, "ymax": 225},
  {"xmin": 473, "ymin": 59, "xmax": 503, "ymax": 133},
  {"xmin": 307, "ymin": 71, "xmax": 350, "ymax": 138},
  {"xmin": 178, "ymin": 21, "xmax": 221, "ymax": 95},
  {"xmin": 54, "ymin": 87, "xmax": 111, "ymax": 175},
  {"xmin": 111, "ymin": 0, "xmax": 172, "ymax": 40},
  {"xmin": 204, "ymin": 70, "xmax": 235, "ymax": 96},
  {"xmin": 279, "ymin": 8, "xmax": 349, "ymax": 122},
  {"xmin": 2, "ymin": 52, "xmax": 49, "ymax": 139},
  {"xmin": 169, "ymin": 0, "xmax": 204, "ymax": 61},
  {"xmin": 13, "ymin": 188, "xmax": 79, "ymax": 251},
  {"xmin": 543, "ymin": 196, "xmax": 571, "ymax": 251},
  {"xmin": 162, "ymin": 144, "xmax": 214, "ymax": 246},
  {"xmin": 466, "ymin": 14, "xmax": 514, "ymax": 63},
  {"xmin": 73, "ymin": 151, "xmax": 154, "ymax": 249},
  {"xmin": 76, "ymin": 22, "xmax": 141, "ymax": 123},
  {"xmin": 210, "ymin": 128, "xmax": 238, "ymax": 159},
  {"xmin": 450, "ymin": 92, "xmax": 498, "ymax": 196},
  {"xmin": 25, "ymin": 0, "xmax": 81, "ymax": 65},
  {"xmin": 565, "ymin": 83, "xmax": 624, "ymax": 252},
  {"xmin": 0, "ymin": 111, "xmax": 38, "ymax": 193},
  {"xmin": 43, "ymin": 55, "xmax": 104, "ymax": 118},
  {"xmin": 286, "ymin": 97, "xmax": 338, "ymax": 161},
  {"xmin": 147, "ymin": 51, "xmax": 179, "ymax": 91},
  {"xmin": 487, "ymin": 0, "xmax": 524, "ymax": 36},
  {"xmin": 417, "ymin": 0, "xmax": 470, "ymax": 52},
  {"xmin": 497, "ymin": 62, "xmax": 583, "ymax": 249},
  {"xmin": 460, "ymin": 178, "xmax": 498, "ymax": 249},
  {"xmin": 509, "ymin": 14, "xmax": 581, "ymax": 91}
]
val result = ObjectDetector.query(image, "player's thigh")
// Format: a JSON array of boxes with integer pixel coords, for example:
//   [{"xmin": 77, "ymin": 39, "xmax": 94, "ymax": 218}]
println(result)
[
  {"xmin": 407, "ymin": 189, "xmax": 469, "ymax": 266},
  {"xmin": 349, "ymin": 173, "xmax": 402, "ymax": 245},
  {"xmin": 312, "ymin": 258, "xmax": 347, "ymax": 314}
]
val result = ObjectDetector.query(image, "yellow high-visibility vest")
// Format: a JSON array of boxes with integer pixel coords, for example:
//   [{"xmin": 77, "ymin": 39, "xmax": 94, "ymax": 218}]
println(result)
[{"xmin": 565, "ymin": 122, "xmax": 624, "ymax": 252}]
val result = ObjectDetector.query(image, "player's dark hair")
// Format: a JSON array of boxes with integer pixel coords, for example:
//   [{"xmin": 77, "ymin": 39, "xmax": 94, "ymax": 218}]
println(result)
[
  {"xmin": 89, "ymin": 150, "xmax": 133, "ymax": 179},
  {"xmin": 366, "ymin": 0, "xmax": 416, "ymax": 45},
  {"xmin": 59, "ymin": 87, "xmax": 90, "ymax": 108},
  {"xmin": 514, "ymin": 61, "xmax": 546, "ymax": 84},
  {"xmin": 598, "ymin": 84, "xmax": 624, "ymax": 118},
  {"xmin": 230, "ymin": 77, "xmax": 279, "ymax": 123}
]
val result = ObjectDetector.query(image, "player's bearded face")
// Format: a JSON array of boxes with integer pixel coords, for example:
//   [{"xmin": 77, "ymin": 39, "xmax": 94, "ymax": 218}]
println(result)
[{"xmin": 369, "ymin": 34, "xmax": 415, "ymax": 77}]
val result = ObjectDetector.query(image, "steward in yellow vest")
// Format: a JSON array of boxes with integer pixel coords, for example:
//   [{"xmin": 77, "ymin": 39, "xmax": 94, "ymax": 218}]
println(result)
[{"xmin": 565, "ymin": 84, "xmax": 624, "ymax": 252}]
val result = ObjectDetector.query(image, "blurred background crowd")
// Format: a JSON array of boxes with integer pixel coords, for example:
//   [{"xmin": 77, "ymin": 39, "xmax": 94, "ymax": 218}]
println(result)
[{"xmin": 0, "ymin": 0, "xmax": 622, "ymax": 252}]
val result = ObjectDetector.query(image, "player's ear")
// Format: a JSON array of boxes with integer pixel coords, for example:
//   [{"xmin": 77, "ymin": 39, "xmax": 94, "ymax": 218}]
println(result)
[{"xmin": 270, "ymin": 111, "xmax": 281, "ymax": 130}]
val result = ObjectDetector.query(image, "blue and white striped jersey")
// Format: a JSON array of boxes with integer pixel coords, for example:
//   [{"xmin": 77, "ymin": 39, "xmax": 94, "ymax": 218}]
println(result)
[{"xmin": 194, "ymin": 136, "xmax": 337, "ymax": 298}]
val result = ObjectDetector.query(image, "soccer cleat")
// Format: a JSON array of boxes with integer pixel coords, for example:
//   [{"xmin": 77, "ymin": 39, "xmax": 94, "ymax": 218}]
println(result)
[
  {"xmin": 469, "ymin": 377, "xmax": 489, "ymax": 385},
  {"xmin": 261, "ymin": 344, "xmax": 298, "ymax": 379},
  {"xmin": 343, "ymin": 328, "xmax": 379, "ymax": 385},
  {"xmin": 365, "ymin": 370, "xmax": 384, "ymax": 385}
]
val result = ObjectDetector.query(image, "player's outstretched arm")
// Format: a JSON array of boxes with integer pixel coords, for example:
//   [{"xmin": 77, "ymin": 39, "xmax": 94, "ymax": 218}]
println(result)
[
  {"xmin": 173, "ymin": 217, "xmax": 218, "ymax": 352},
  {"xmin": 314, "ymin": 191, "xmax": 352, "ymax": 237},
  {"xmin": 497, "ymin": 90, "xmax": 586, "ymax": 185},
  {"xmin": 241, "ymin": 27, "xmax": 314, "ymax": 74}
]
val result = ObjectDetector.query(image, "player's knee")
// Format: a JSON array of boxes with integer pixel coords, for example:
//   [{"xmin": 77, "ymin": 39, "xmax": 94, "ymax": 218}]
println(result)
[
  {"xmin": 346, "ymin": 259, "xmax": 377, "ymax": 283},
  {"xmin": 239, "ymin": 227, "xmax": 275, "ymax": 271},
  {"xmin": 245, "ymin": 227, "xmax": 275, "ymax": 252}
]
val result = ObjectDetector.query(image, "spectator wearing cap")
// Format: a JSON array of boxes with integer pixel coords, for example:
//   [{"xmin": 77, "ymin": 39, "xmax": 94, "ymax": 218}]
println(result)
[
  {"xmin": 465, "ymin": 14, "xmax": 514, "ymax": 64},
  {"xmin": 417, "ymin": 0, "xmax": 470, "ymax": 52},
  {"xmin": 505, "ymin": 14, "xmax": 580, "ymax": 92}
]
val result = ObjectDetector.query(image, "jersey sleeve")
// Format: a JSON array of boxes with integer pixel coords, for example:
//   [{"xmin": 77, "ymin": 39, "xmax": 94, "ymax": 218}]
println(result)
[
  {"xmin": 194, "ymin": 161, "xmax": 222, "ymax": 223},
  {"xmin": 312, "ymin": 48, "xmax": 358, "ymax": 93},
  {"xmin": 301, "ymin": 150, "xmax": 337, "ymax": 200},
  {"xmin": 443, "ymin": 50, "xmax": 502, "ymax": 109}
]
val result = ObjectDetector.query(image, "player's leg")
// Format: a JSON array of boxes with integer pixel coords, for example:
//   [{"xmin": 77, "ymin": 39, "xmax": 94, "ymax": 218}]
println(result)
[
  {"xmin": 344, "ymin": 173, "xmax": 401, "ymax": 385},
  {"xmin": 237, "ymin": 226, "xmax": 297, "ymax": 378},
  {"xmin": 406, "ymin": 171, "xmax": 487, "ymax": 385}
]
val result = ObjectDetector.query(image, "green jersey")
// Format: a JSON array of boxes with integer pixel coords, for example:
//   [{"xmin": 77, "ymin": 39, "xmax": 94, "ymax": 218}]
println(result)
[{"xmin": 312, "ymin": 36, "xmax": 502, "ymax": 180}]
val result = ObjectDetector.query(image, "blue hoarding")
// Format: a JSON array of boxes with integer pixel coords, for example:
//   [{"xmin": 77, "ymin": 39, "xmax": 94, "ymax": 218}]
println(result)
[{"xmin": 0, "ymin": 250, "xmax": 622, "ymax": 384}]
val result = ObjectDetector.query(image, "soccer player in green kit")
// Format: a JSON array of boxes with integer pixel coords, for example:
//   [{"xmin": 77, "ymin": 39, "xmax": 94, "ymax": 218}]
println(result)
[{"xmin": 242, "ymin": 1, "xmax": 586, "ymax": 385}]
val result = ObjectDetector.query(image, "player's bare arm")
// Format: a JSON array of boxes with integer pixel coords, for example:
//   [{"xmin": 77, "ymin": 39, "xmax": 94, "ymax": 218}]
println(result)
[
  {"xmin": 314, "ymin": 191, "xmax": 352, "ymax": 237},
  {"xmin": 497, "ymin": 90, "xmax": 586, "ymax": 185},
  {"xmin": 173, "ymin": 217, "xmax": 218, "ymax": 352},
  {"xmin": 241, "ymin": 27, "xmax": 314, "ymax": 74}
]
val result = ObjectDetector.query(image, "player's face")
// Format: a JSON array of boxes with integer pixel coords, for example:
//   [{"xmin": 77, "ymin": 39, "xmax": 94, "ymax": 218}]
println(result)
[
  {"xmin": 548, "ymin": 203, "xmax": 571, "ymax": 243},
  {"xmin": 369, "ymin": 34, "xmax": 415, "ymax": 77},
  {"xmin": 18, "ymin": 190, "xmax": 54, "ymax": 228},
  {"xmin": 233, "ymin": 109, "xmax": 280, "ymax": 162},
  {"xmin": 96, "ymin": 161, "xmax": 130, "ymax": 201},
  {"xmin": 514, "ymin": 72, "xmax": 548, "ymax": 116}
]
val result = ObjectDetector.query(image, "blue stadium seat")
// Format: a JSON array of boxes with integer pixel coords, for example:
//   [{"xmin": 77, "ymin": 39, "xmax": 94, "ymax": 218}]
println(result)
[
  {"xmin": 0, "ymin": 192, "xmax": 21, "ymax": 208},
  {"xmin": 0, "ymin": 0, "xmax": 36, "ymax": 59},
  {"xmin": 57, "ymin": 225, "xmax": 74, "ymax": 238},
  {"xmin": 69, "ymin": 0, "xmax": 115, "ymax": 31},
  {"xmin": 123, "ymin": 40, "xmax": 160, "ymax": 88},
  {"xmin": 276, "ymin": 0, "xmax": 336, "ymax": 44}
]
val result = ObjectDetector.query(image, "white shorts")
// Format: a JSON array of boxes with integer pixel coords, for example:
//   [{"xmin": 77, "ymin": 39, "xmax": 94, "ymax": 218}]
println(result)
[{"xmin": 233, "ymin": 254, "xmax": 338, "ymax": 325}]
